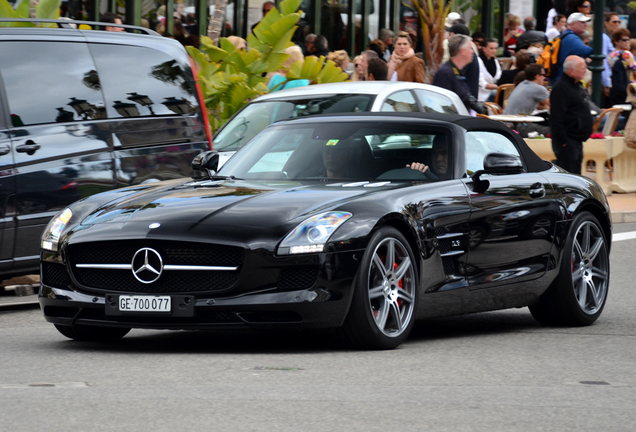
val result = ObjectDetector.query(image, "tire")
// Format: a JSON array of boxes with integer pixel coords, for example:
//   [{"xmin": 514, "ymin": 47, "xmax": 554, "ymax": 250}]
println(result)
[
  {"xmin": 54, "ymin": 324, "xmax": 130, "ymax": 342},
  {"xmin": 339, "ymin": 227, "xmax": 418, "ymax": 350},
  {"xmin": 529, "ymin": 211, "xmax": 609, "ymax": 326}
]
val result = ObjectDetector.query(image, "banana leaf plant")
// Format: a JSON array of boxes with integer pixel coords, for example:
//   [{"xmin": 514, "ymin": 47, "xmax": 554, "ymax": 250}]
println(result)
[
  {"xmin": 0, "ymin": 0, "xmax": 61, "ymax": 27},
  {"xmin": 412, "ymin": 0, "xmax": 454, "ymax": 83},
  {"xmin": 188, "ymin": 0, "xmax": 348, "ymax": 134}
]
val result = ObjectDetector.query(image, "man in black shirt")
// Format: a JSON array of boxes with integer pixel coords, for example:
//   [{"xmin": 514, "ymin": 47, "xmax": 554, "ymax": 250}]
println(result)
[
  {"xmin": 433, "ymin": 34, "xmax": 486, "ymax": 114},
  {"xmin": 550, "ymin": 55, "xmax": 593, "ymax": 174}
]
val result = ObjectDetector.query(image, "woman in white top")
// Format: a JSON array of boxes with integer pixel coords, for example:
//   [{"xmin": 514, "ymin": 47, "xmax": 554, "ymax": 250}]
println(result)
[
  {"xmin": 477, "ymin": 38, "xmax": 501, "ymax": 102},
  {"xmin": 546, "ymin": 15, "xmax": 567, "ymax": 41}
]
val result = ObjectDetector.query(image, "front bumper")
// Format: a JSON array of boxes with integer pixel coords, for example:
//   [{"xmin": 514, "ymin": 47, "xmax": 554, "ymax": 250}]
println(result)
[{"xmin": 39, "ymin": 249, "xmax": 361, "ymax": 331}]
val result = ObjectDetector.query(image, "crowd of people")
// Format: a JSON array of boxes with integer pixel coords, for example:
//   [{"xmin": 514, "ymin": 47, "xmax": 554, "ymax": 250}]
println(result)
[{"xmin": 98, "ymin": 1, "xmax": 636, "ymax": 176}]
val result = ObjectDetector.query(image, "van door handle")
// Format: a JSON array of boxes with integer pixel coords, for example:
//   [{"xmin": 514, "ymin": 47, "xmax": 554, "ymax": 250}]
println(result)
[
  {"xmin": 16, "ymin": 141, "xmax": 40, "ymax": 154},
  {"xmin": 0, "ymin": 145, "xmax": 9, "ymax": 156}
]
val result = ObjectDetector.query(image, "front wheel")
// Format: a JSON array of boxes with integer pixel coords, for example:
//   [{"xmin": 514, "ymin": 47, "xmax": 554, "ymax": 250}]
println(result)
[
  {"xmin": 529, "ymin": 211, "xmax": 609, "ymax": 326},
  {"xmin": 54, "ymin": 324, "xmax": 130, "ymax": 342},
  {"xmin": 339, "ymin": 227, "xmax": 418, "ymax": 350}
]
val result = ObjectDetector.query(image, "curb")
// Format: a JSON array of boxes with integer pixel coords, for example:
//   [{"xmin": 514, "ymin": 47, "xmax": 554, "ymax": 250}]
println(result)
[
  {"xmin": 611, "ymin": 211, "xmax": 636, "ymax": 224},
  {"xmin": 0, "ymin": 298, "xmax": 40, "ymax": 311}
]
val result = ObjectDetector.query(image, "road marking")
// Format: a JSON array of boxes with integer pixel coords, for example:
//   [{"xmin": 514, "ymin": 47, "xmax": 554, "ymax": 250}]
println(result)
[{"xmin": 612, "ymin": 231, "xmax": 636, "ymax": 242}]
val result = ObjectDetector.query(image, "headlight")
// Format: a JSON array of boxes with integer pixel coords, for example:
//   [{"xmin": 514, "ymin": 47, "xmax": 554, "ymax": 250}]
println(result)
[
  {"xmin": 278, "ymin": 212, "xmax": 352, "ymax": 255},
  {"xmin": 41, "ymin": 208, "xmax": 73, "ymax": 252}
]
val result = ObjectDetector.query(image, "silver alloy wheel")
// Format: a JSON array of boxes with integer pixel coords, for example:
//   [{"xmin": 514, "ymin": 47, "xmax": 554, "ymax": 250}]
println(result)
[
  {"xmin": 571, "ymin": 220, "xmax": 609, "ymax": 315},
  {"xmin": 367, "ymin": 237, "xmax": 416, "ymax": 337}
]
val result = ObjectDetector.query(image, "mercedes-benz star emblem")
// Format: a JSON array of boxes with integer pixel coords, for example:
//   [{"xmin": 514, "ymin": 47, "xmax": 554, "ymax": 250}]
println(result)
[{"xmin": 131, "ymin": 248, "xmax": 163, "ymax": 284}]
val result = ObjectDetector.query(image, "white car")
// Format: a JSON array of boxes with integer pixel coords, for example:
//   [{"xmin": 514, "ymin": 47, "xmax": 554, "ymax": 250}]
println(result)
[{"xmin": 213, "ymin": 81, "xmax": 469, "ymax": 166}]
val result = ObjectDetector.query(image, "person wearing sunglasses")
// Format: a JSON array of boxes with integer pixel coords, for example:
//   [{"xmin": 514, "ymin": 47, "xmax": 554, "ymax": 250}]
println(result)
[
  {"xmin": 601, "ymin": 12, "xmax": 623, "ymax": 101},
  {"xmin": 607, "ymin": 28, "xmax": 636, "ymax": 105},
  {"xmin": 574, "ymin": 0, "xmax": 592, "ymax": 17},
  {"xmin": 350, "ymin": 55, "xmax": 365, "ymax": 81},
  {"xmin": 251, "ymin": 1, "xmax": 275, "ymax": 33}
]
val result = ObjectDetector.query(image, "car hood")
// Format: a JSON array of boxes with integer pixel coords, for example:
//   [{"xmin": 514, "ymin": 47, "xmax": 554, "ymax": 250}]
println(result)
[{"xmin": 79, "ymin": 179, "xmax": 394, "ymax": 230}]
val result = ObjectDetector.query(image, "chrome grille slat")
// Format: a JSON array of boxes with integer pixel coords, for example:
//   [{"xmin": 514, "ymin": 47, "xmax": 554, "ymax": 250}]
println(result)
[{"xmin": 67, "ymin": 240, "xmax": 244, "ymax": 293}]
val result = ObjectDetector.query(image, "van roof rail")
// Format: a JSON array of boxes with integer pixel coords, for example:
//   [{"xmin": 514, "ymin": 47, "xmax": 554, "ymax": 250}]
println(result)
[{"xmin": 0, "ymin": 18, "xmax": 160, "ymax": 36}]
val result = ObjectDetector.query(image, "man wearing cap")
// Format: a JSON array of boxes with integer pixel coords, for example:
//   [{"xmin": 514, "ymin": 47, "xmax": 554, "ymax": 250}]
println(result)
[
  {"xmin": 442, "ymin": 12, "xmax": 462, "ymax": 63},
  {"xmin": 552, "ymin": 12, "xmax": 593, "ymax": 82}
]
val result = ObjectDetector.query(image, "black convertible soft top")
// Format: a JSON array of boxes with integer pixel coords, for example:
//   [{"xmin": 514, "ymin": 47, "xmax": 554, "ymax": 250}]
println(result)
[{"xmin": 284, "ymin": 112, "xmax": 551, "ymax": 174}]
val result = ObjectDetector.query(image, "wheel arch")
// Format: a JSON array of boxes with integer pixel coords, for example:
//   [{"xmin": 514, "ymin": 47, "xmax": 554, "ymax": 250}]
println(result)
[
  {"xmin": 573, "ymin": 199, "xmax": 612, "ymax": 252},
  {"xmin": 374, "ymin": 213, "xmax": 421, "ymax": 278}
]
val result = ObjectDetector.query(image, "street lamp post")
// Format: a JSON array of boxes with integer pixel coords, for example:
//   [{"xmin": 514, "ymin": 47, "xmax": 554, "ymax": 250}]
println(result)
[
  {"xmin": 590, "ymin": 0, "xmax": 606, "ymax": 107},
  {"xmin": 127, "ymin": 92, "xmax": 155, "ymax": 115},
  {"xmin": 113, "ymin": 101, "xmax": 140, "ymax": 118},
  {"xmin": 67, "ymin": 97, "xmax": 92, "ymax": 120}
]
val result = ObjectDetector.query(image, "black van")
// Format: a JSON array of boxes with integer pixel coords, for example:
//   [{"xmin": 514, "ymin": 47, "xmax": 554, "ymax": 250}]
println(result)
[{"xmin": 0, "ymin": 20, "xmax": 211, "ymax": 278}]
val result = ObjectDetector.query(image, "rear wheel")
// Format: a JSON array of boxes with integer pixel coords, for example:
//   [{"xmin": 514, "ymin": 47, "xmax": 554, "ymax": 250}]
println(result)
[
  {"xmin": 339, "ymin": 227, "xmax": 418, "ymax": 350},
  {"xmin": 530, "ymin": 211, "xmax": 609, "ymax": 326},
  {"xmin": 54, "ymin": 324, "xmax": 130, "ymax": 342}
]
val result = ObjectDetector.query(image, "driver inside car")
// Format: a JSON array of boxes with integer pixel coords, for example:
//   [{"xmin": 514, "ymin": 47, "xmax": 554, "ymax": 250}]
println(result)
[
  {"xmin": 322, "ymin": 138, "xmax": 439, "ymax": 180},
  {"xmin": 406, "ymin": 135, "xmax": 450, "ymax": 180}
]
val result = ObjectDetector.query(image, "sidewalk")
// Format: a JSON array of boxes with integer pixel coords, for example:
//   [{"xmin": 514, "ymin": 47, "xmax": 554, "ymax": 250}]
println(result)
[
  {"xmin": 1, "ymin": 193, "xmax": 635, "ymax": 311},
  {"xmin": 607, "ymin": 192, "xmax": 636, "ymax": 223}
]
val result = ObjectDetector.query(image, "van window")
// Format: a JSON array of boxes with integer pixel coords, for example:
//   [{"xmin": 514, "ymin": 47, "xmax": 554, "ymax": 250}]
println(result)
[
  {"xmin": 0, "ymin": 42, "xmax": 105, "ymax": 126},
  {"xmin": 90, "ymin": 44, "xmax": 198, "ymax": 119}
]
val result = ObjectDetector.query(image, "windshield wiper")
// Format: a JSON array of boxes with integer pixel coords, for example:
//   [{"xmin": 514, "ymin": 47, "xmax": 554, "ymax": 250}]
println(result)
[{"xmin": 208, "ymin": 175, "xmax": 242, "ymax": 180}]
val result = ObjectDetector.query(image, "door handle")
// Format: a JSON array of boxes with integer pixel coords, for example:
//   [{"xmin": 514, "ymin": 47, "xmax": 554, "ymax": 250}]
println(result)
[
  {"xmin": 529, "ymin": 183, "xmax": 546, "ymax": 198},
  {"xmin": 15, "ymin": 141, "xmax": 40, "ymax": 154},
  {"xmin": 0, "ymin": 145, "xmax": 9, "ymax": 156}
]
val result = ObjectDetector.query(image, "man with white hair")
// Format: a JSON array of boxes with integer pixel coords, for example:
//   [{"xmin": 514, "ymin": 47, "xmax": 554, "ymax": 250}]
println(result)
[{"xmin": 550, "ymin": 55, "xmax": 593, "ymax": 175}]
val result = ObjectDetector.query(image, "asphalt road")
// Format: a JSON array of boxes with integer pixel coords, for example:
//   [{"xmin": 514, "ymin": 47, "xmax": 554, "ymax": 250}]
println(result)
[{"xmin": 1, "ymin": 224, "xmax": 636, "ymax": 432}]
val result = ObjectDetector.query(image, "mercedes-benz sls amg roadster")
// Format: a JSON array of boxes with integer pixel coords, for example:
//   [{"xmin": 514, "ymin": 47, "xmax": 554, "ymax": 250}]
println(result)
[{"xmin": 39, "ymin": 113, "xmax": 612, "ymax": 349}]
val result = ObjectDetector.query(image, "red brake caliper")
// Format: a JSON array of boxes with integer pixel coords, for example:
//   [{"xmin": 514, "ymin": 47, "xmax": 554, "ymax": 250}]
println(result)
[{"xmin": 394, "ymin": 262, "xmax": 402, "ymax": 308}]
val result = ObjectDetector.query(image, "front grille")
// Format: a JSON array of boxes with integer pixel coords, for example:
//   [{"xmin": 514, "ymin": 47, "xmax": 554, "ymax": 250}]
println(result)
[
  {"xmin": 278, "ymin": 266, "xmax": 319, "ymax": 290},
  {"xmin": 68, "ymin": 240, "xmax": 244, "ymax": 293},
  {"xmin": 42, "ymin": 262, "xmax": 71, "ymax": 289},
  {"xmin": 70, "ymin": 241, "xmax": 243, "ymax": 267}
]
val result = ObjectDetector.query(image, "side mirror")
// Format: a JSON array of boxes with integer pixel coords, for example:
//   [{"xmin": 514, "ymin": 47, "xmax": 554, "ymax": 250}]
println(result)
[
  {"xmin": 471, "ymin": 153, "xmax": 524, "ymax": 192},
  {"xmin": 191, "ymin": 151, "xmax": 219, "ymax": 180}
]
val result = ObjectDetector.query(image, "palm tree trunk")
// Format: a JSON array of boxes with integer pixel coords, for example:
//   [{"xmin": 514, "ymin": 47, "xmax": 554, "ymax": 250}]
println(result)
[{"xmin": 208, "ymin": 0, "xmax": 228, "ymax": 44}]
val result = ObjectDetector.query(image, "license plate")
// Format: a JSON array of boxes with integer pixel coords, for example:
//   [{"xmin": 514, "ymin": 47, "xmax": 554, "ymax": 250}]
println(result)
[{"xmin": 118, "ymin": 295, "xmax": 171, "ymax": 312}]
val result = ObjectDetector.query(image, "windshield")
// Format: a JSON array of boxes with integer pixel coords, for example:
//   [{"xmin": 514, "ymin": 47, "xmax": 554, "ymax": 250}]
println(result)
[
  {"xmin": 218, "ymin": 121, "xmax": 452, "ymax": 182},
  {"xmin": 212, "ymin": 95, "xmax": 376, "ymax": 152}
]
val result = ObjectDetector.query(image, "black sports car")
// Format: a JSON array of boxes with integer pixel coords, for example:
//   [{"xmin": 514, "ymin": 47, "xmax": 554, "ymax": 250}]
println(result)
[{"xmin": 39, "ymin": 113, "xmax": 612, "ymax": 349}]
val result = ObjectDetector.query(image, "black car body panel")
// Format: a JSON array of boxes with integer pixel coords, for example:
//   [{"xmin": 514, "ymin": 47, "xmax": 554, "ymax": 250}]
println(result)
[{"xmin": 38, "ymin": 113, "xmax": 612, "ymax": 339}]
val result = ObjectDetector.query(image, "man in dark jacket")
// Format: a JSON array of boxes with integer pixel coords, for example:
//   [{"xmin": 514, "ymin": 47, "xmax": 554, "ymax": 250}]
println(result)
[
  {"xmin": 516, "ymin": 17, "xmax": 547, "ymax": 50},
  {"xmin": 550, "ymin": 55, "xmax": 593, "ymax": 174},
  {"xmin": 448, "ymin": 24, "xmax": 479, "ymax": 99},
  {"xmin": 433, "ymin": 34, "xmax": 486, "ymax": 114}
]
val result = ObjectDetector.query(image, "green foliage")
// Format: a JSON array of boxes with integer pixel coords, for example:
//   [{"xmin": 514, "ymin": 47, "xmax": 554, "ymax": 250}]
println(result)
[
  {"xmin": 0, "ymin": 0, "xmax": 61, "ymax": 27},
  {"xmin": 629, "ymin": 1, "xmax": 636, "ymax": 11},
  {"xmin": 454, "ymin": 0, "xmax": 481, "ymax": 33},
  {"xmin": 188, "ymin": 0, "xmax": 348, "ymax": 134}
]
